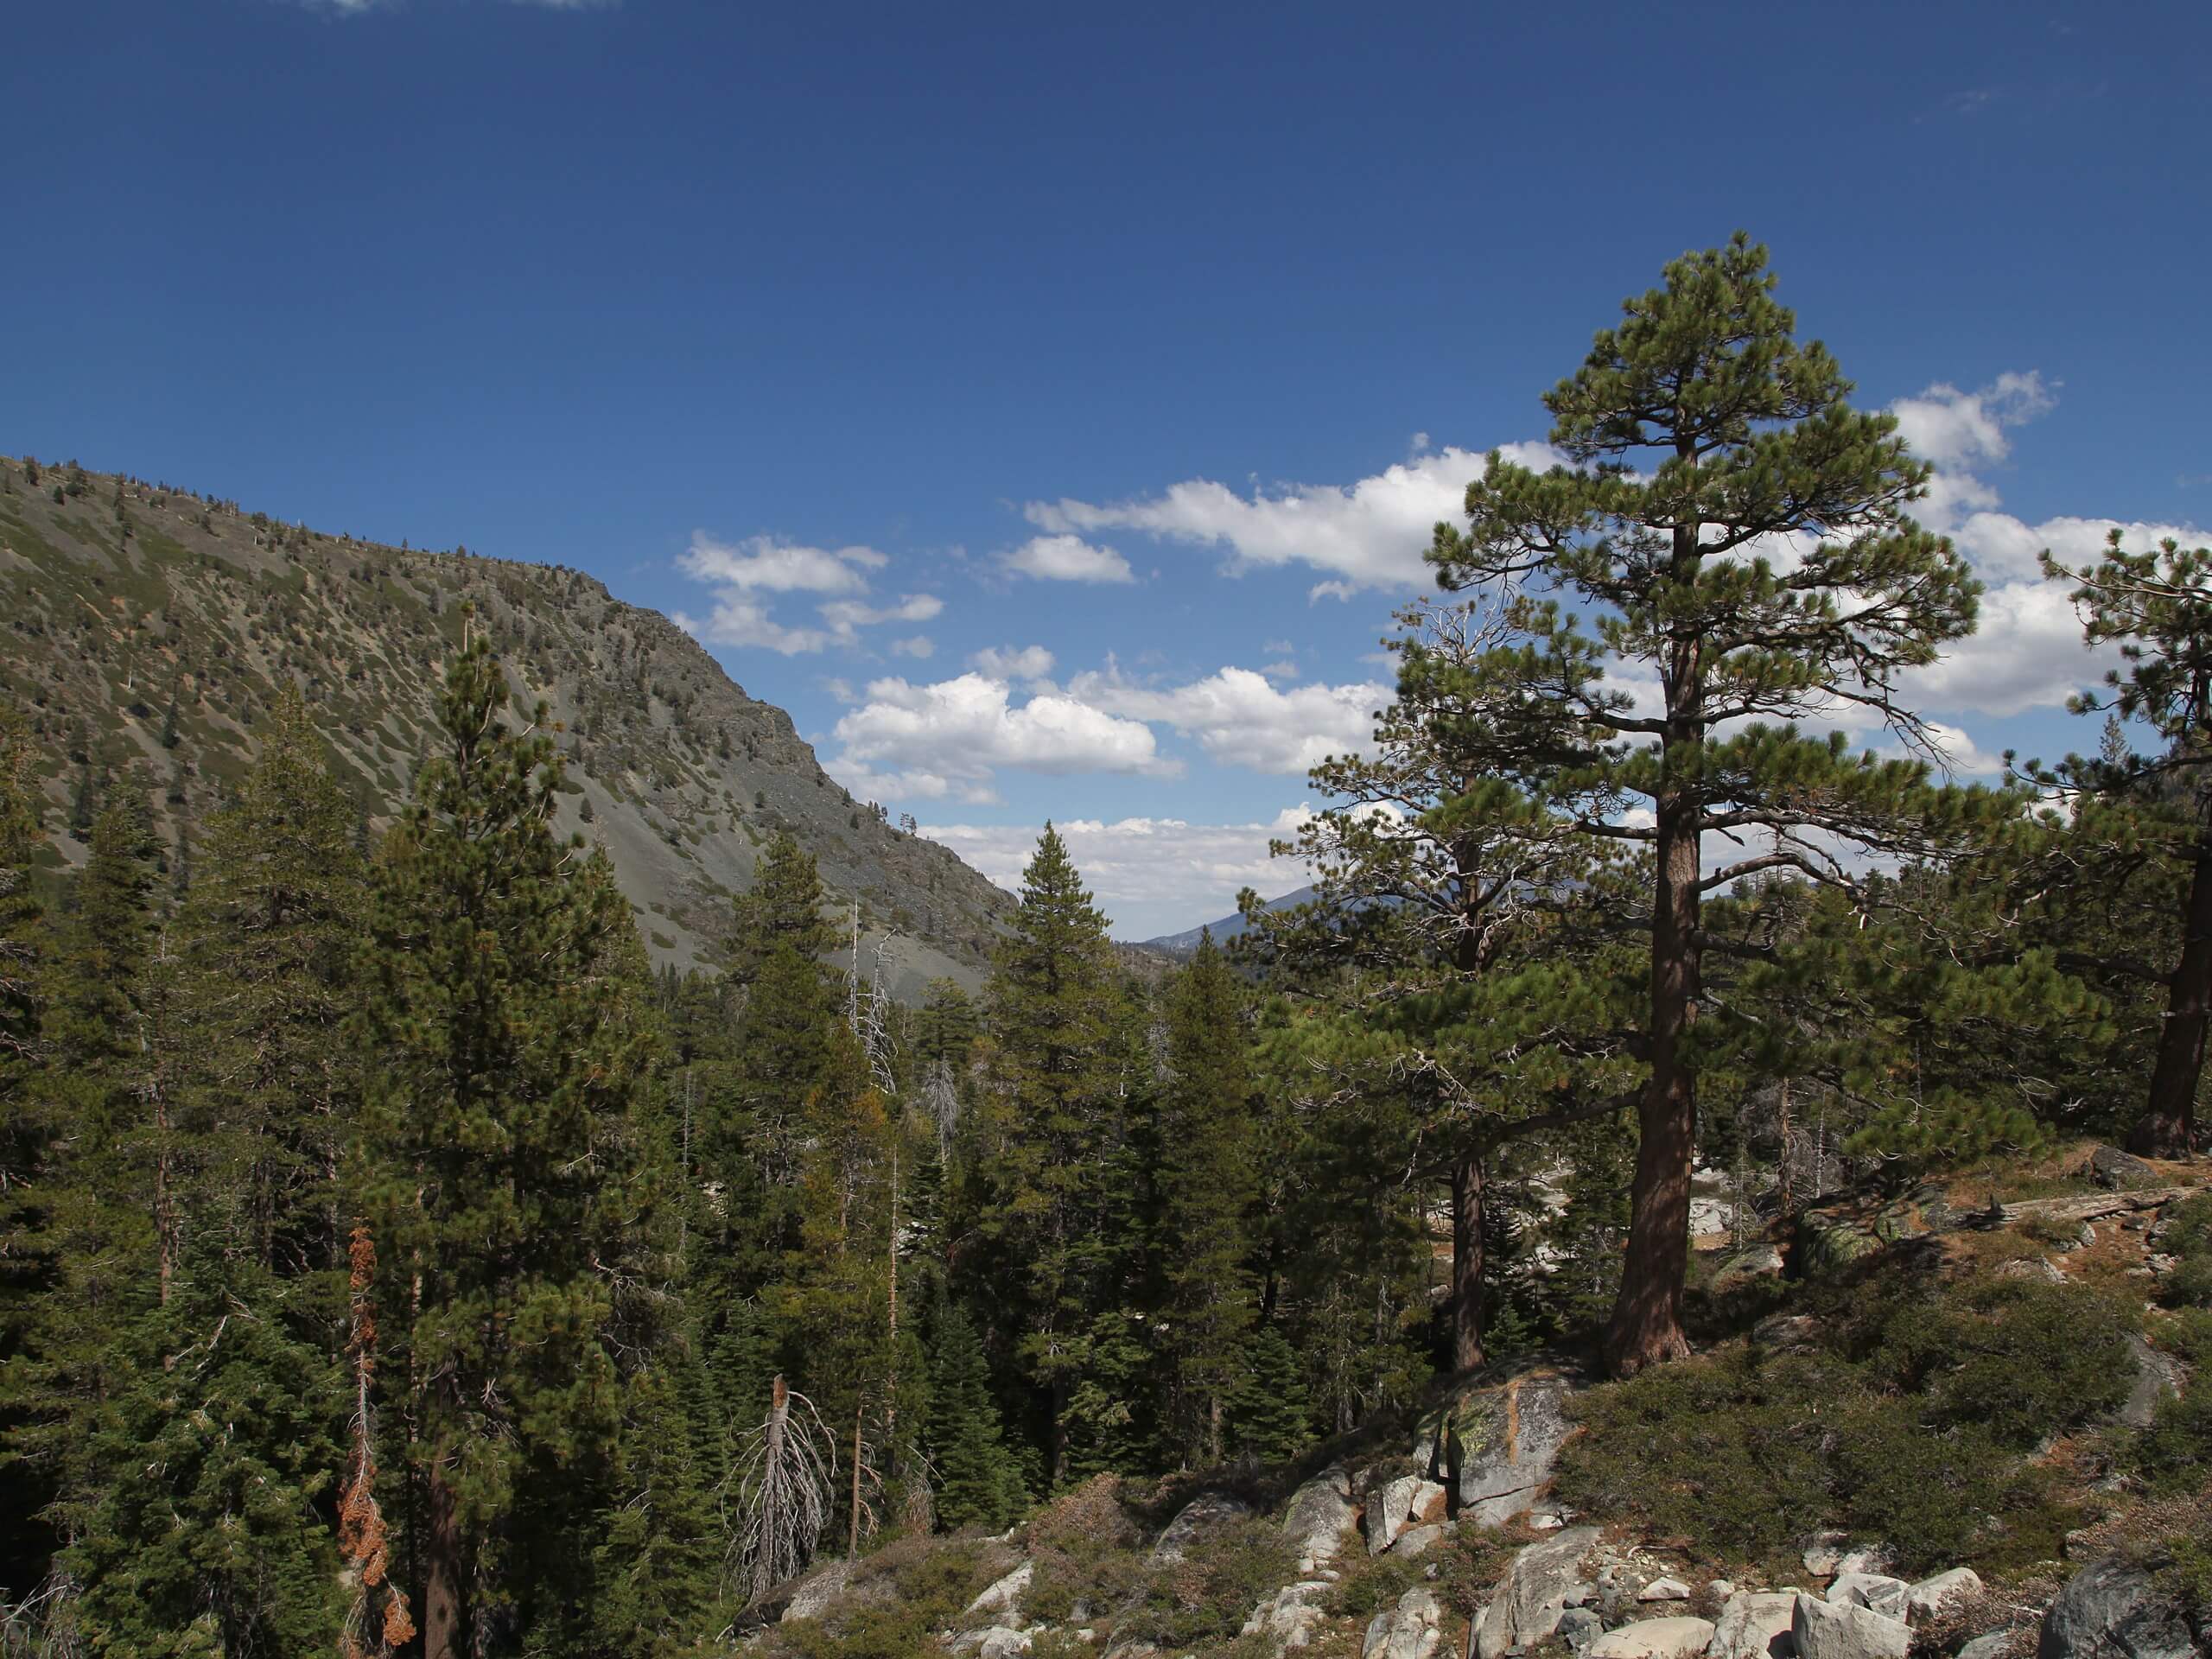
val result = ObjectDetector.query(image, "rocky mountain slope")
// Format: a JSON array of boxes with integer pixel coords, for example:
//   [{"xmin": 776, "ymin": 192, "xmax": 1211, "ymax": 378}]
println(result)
[{"xmin": 0, "ymin": 454, "xmax": 1013, "ymax": 992}]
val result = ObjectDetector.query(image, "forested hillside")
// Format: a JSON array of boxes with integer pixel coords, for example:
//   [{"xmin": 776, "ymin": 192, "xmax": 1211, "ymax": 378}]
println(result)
[
  {"xmin": 0, "ymin": 462, "xmax": 1012, "ymax": 989},
  {"xmin": 2, "ymin": 238, "xmax": 2209, "ymax": 1659}
]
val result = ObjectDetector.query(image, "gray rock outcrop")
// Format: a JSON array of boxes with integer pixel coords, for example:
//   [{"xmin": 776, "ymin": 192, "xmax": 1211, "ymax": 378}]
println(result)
[
  {"xmin": 1452, "ymin": 1369, "xmax": 1577, "ymax": 1528},
  {"xmin": 2037, "ymin": 1554, "xmax": 2205, "ymax": 1659},
  {"xmin": 1588, "ymin": 1618, "xmax": 1719, "ymax": 1659},
  {"xmin": 1151, "ymin": 1490, "xmax": 1252, "ymax": 1564},
  {"xmin": 1475, "ymin": 1526, "xmax": 1603, "ymax": 1659},
  {"xmin": 1903, "ymin": 1567, "xmax": 1982, "ymax": 1624},
  {"xmin": 1705, "ymin": 1590, "xmax": 1799, "ymax": 1659},
  {"xmin": 1363, "ymin": 1587, "xmax": 1445, "ymax": 1659},
  {"xmin": 1281, "ymin": 1464, "xmax": 1357, "ymax": 1574},
  {"xmin": 1826, "ymin": 1573, "xmax": 1907, "ymax": 1620},
  {"xmin": 1794, "ymin": 1595, "xmax": 1910, "ymax": 1659}
]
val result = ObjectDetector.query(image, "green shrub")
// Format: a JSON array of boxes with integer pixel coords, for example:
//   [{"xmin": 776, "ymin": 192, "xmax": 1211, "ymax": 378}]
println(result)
[
  {"xmin": 1558, "ymin": 1270, "xmax": 2134, "ymax": 1575},
  {"xmin": 1554, "ymin": 1347, "xmax": 1836, "ymax": 1559},
  {"xmin": 1115, "ymin": 1518, "xmax": 1296, "ymax": 1653},
  {"xmin": 2127, "ymin": 1390, "xmax": 2212, "ymax": 1498},
  {"xmin": 1325, "ymin": 1551, "xmax": 1429, "ymax": 1620},
  {"xmin": 1859, "ymin": 1277, "xmax": 2133, "ymax": 1448},
  {"xmin": 772, "ymin": 1541, "xmax": 1001, "ymax": 1659},
  {"xmin": 2161, "ymin": 1309, "xmax": 2212, "ymax": 1366},
  {"xmin": 2163, "ymin": 1194, "xmax": 2212, "ymax": 1260}
]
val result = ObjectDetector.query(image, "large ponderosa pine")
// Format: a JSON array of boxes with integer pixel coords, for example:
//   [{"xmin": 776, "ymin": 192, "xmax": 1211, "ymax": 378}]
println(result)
[
  {"xmin": 1432, "ymin": 235, "xmax": 1981, "ymax": 1371},
  {"xmin": 357, "ymin": 628, "xmax": 658, "ymax": 1659},
  {"xmin": 2041, "ymin": 531, "xmax": 2212, "ymax": 1156}
]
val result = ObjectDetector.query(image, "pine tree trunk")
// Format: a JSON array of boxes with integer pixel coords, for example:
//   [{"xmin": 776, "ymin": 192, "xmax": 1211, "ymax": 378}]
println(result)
[
  {"xmin": 1449, "ymin": 1149, "xmax": 1485, "ymax": 1373},
  {"xmin": 1608, "ymin": 791, "xmax": 1699, "ymax": 1376},
  {"xmin": 2132, "ymin": 836, "xmax": 2212, "ymax": 1157},
  {"xmin": 422, "ymin": 1469, "xmax": 465, "ymax": 1659}
]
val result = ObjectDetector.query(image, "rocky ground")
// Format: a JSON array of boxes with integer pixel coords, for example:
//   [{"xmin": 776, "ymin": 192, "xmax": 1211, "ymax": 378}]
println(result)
[{"xmin": 762, "ymin": 1144, "xmax": 2212, "ymax": 1659}]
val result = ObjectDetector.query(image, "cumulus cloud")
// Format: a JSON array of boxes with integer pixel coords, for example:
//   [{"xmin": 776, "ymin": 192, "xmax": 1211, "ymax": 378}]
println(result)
[
  {"xmin": 1003, "ymin": 533, "xmax": 1135, "ymax": 584},
  {"xmin": 1023, "ymin": 442, "xmax": 1563, "ymax": 594},
  {"xmin": 1067, "ymin": 664, "xmax": 1384, "ymax": 774},
  {"xmin": 969, "ymin": 645, "xmax": 1057, "ymax": 679},
  {"xmin": 673, "ymin": 531, "xmax": 941, "ymax": 655},
  {"xmin": 828, "ymin": 673, "xmax": 1175, "ymax": 804},
  {"xmin": 920, "ymin": 808, "xmax": 1323, "ymax": 938},
  {"xmin": 680, "ymin": 532, "xmax": 883, "ymax": 594},
  {"xmin": 1892, "ymin": 372, "xmax": 2056, "ymax": 471},
  {"xmin": 889, "ymin": 636, "xmax": 935, "ymax": 658},
  {"xmin": 1880, "ymin": 373, "xmax": 2200, "ymax": 718}
]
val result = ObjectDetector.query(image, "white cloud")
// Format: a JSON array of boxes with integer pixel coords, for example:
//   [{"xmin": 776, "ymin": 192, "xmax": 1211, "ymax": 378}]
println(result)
[
  {"xmin": 818, "ymin": 593, "xmax": 943, "ymax": 636},
  {"xmin": 828, "ymin": 673, "xmax": 1175, "ymax": 805},
  {"xmin": 889, "ymin": 635, "xmax": 935, "ymax": 658},
  {"xmin": 1024, "ymin": 442, "xmax": 1563, "ymax": 594},
  {"xmin": 671, "ymin": 597, "xmax": 830, "ymax": 656},
  {"xmin": 1891, "ymin": 372, "xmax": 2055, "ymax": 471},
  {"xmin": 969, "ymin": 644, "xmax": 1057, "ymax": 679},
  {"xmin": 1902, "ymin": 579, "xmax": 2111, "ymax": 717},
  {"xmin": 1002, "ymin": 533, "xmax": 1135, "ymax": 584},
  {"xmin": 680, "ymin": 532, "xmax": 883, "ymax": 594},
  {"xmin": 674, "ymin": 532, "xmax": 943, "ymax": 655},
  {"xmin": 1877, "ymin": 373, "xmax": 2201, "ymax": 718},
  {"xmin": 1067, "ymin": 664, "xmax": 1385, "ymax": 775},
  {"xmin": 920, "ymin": 808, "xmax": 1321, "ymax": 938}
]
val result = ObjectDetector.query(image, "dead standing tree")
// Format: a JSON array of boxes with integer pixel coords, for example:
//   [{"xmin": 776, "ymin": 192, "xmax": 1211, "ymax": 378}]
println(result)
[{"xmin": 728, "ymin": 1375, "xmax": 836, "ymax": 1605}]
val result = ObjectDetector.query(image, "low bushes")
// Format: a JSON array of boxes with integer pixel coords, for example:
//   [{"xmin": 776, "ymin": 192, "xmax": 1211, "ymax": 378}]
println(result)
[{"xmin": 1556, "ymin": 1273, "xmax": 2132, "ymax": 1575}]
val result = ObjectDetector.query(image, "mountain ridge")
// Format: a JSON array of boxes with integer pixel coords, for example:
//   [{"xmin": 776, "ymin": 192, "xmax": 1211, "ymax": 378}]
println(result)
[{"xmin": 0, "ymin": 454, "xmax": 1014, "ymax": 996}]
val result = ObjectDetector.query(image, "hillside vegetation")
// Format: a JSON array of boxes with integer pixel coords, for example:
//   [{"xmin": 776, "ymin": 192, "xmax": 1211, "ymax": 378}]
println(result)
[{"xmin": 0, "ymin": 454, "xmax": 1009, "ymax": 988}]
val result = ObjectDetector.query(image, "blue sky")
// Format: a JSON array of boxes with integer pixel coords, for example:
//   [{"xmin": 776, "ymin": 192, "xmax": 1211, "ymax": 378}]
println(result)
[{"xmin": 5, "ymin": 1, "xmax": 2209, "ymax": 936}]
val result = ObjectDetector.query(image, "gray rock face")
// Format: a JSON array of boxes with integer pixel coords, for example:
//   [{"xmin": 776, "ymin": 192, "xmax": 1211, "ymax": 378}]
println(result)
[
  {"xmin": 782, "ymin": 1559, "xmax": 857, "ymax": 1622},
  {"xmin": 1475, "ymin": 1526, "xmax": 1603, "ymax": 1659},
  {"xmin": 1559, "ymin": 1607, "xmax": 1606, "ymax": 1653},
  {"xmin": 2037, "ymin": 1554, "xmax": 2204, "ymax": 1659},
  {"xmin": 1363, "ymin": 1587, "xmax": 1445, "ymax": 1659},
  {"xmin": 2120, "ymin": 1334, "xmax": 2184, "ymax": 1430},
  {"xmin": 1827, "ymin": 1573, "xmax": 1908, "ymax": 1620},
  {"xmin": 1705, "ymin": 1591, "xmax": 1800, "ymax": 1659},
  {"xmin": 1802, "ymin": 1533, "xmax": 1851, "ymax": 1577},
  {"xmin": 1390, "ymin": 1522, "xmax": 1446, "ymax": 1559},
  {"xmin": 1955, "ymin": 1636, "xmax": 2012, "ymax": 1659},
  {"xmin": 1903, "ymin": 1567, "xmax": 1982, "ymax": 1624},
  {"xmin": 1281, "ymin": 1464, "xmax": 1358, "ymax": 1574},
  {"xmin": 1243, "ymin": 1581, "xmax": 1335, "ymax": 1654},
  {"xmin": 1452, "ymin": 1370, "xmax": 1576, "ymax": 1528},
  {"xmin": 1641, "ymin": 1577, "xmax": 1693, "ymax": 1602},
  {"xmin": 1368, "ymin": 1474, "xmax": 1447, "ymax": 1554},
  {"xmin": 2089, "ymin": 1145, "xmax": 2158, "ymax": 1189},
  {"xmin": 1589, "ymin": 1618, "xmax": 1719, "ymax": 1659},
  {"xmin": 1794, "ymin": 1596, "xmax": 1910, "ymax": 1659},
  {"xmin": 1151, "ymin": 1490, "xmax": 1253, "ymax": 1564},
  {"xmin": 965, "ymin": 1561, "xmax": 1033, "ymax": 1622}
]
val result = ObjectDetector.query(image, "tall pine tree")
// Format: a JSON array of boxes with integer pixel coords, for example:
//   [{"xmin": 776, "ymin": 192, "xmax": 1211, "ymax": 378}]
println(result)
[
  {"xmin": 1431, "ymin": 235, "xmax": 1983, "ymax": 1371},
  {"xmin": 356, "ymin": 628, "xmax": 658, "ymax": 1659}
]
